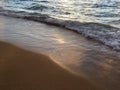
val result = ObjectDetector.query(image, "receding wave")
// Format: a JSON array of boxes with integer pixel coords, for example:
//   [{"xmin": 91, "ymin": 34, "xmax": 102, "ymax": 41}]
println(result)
[{"xmin": 0, "ymin": 8, "xmax": 120, "ymax": 51}]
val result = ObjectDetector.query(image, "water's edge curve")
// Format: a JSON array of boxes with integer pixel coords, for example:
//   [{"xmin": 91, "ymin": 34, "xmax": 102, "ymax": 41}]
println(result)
[{"xmin": 0, "ymin": 7, "xmax": 120, "ymax": 51}]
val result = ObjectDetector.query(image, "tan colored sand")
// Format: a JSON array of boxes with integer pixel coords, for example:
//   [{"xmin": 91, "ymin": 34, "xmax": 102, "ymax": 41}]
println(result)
[{"xmin": 0, "ymin": 41, "xmax": 99, "ymax": 90}]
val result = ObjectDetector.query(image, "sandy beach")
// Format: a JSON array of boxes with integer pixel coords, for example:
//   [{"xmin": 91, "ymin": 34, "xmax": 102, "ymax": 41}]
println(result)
[
  {"xmin": 0, "ymin": 41, "xmax": 99, "ymax": 90},
  {"xmin": 0, "ymin": 15, "xmax": 120, "ymax": 90}
]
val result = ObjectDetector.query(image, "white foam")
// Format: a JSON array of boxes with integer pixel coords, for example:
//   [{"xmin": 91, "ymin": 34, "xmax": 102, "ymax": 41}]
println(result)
[{"xmin": 0, "ymin": 8, "xmax": 120, "ymax": 51}]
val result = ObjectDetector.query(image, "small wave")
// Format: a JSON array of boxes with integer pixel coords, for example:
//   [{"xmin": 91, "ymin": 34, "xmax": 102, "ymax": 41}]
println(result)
[
  {"xmin": 0, "ymin": 8, "xmax": 120, "ymax": 51},
  {"xmin": 111, "ymin": 19, "xmax": 120, "ymax": 24},
  {"xmin": 92, "ymin": 0, "xmax": 119, "ymax": 9},
  {"xmin": 86, "ymin": 13, "xmax": 119, "ymax": 18},
  {"xmin": 92, "ymin": 4, "xmax": 117, "ymax": 8},
  {"xmin": 25, "ymin": 4, "xmax": 48, "ymax": 11},
  {"xmin": 39, "ymin": 1, "xmax": 49, "ymax": 3}
]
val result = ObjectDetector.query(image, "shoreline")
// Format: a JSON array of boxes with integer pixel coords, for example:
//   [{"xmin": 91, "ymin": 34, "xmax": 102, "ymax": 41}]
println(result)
[
  {"xmin": 0, "ymin": 15, "xmax": 120, "ymax": 90},
  {"xmin": 0, "ymin": 41, "xmax": 99, "ymax": 90},
  {"xmin": 0, "ymin": 9, "xmax": 120, "ymax": 51}
]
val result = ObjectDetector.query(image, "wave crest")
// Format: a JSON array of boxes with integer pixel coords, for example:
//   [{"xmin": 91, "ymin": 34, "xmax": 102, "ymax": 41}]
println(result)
[{"xmin": 0, "ymin": 8, "xmax": 120, "ymax": 51}]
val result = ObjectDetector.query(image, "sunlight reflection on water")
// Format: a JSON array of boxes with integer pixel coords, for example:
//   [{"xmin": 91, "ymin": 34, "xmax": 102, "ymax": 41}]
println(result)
[
  {"xmin": 1, "ymin": 0, "xmax": 120, "ymax": 28},
  {"xmin": 0, "ymin": 15, "xmax": 120, "ymax": 90}
]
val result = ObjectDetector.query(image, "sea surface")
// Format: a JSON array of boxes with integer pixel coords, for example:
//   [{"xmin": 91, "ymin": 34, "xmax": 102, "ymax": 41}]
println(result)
[{"xmin": 0, "ymin": 0, "xmax": 120, "ymax": 51}]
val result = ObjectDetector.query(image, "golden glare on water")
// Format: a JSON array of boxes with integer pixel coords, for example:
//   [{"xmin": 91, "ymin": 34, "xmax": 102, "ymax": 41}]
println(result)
[
  {"xmin": 56, "ymin": 38, "xmax": 65, "ymax": 44},
  {"xmin": 53, "ymin": 34, "xmax": 66, "ymax": 44}
]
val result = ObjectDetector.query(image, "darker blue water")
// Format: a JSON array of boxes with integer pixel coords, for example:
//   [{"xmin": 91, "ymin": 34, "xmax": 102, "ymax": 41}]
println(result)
[{"xmin": 0, "ymin": 0, "xmax": 120, "ymax": 27}]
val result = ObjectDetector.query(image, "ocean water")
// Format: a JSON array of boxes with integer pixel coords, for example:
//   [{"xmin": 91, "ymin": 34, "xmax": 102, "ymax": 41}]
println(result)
[{"xmin": 0, "ymin": 0, "xmax": 120, "ymax": 51}]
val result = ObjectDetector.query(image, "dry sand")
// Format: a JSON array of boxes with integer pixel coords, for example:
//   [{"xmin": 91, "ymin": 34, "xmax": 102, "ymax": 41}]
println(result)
[{"xmin": 0, "ymin": 41, "xmax": 99, "ymax": 90}]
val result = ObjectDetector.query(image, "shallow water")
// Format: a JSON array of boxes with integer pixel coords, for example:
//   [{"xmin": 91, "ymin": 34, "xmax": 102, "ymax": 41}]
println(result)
[
  {"xmin": 0, "ymin": 0, "xmax": 120, "ymax": 51},
  {"xmin": 0, "ymin": 15, "xmax": 120, "ymax": 90}
]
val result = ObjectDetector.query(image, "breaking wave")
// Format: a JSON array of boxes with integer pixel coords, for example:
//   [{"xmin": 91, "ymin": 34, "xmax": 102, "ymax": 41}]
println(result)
[{"xmin": 0, "ymin": 8, "xmax": 120, "ymax": 51}]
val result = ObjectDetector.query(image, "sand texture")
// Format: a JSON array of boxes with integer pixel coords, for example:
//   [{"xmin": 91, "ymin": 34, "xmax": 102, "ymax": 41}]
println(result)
[{"xmin": 0, "ymin": 41, "xmax": 99, "ymax": 90}]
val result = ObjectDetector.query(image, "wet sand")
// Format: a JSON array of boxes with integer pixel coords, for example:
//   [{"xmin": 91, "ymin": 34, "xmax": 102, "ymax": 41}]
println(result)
[
  {"xmin": 0, "ymin": 15, "xmax": 120, "ymax": 90},
  {"xmin": 0, "ymin": 41, "xmax": 99, "ymax": 90}
]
